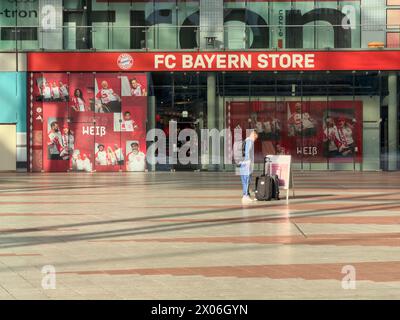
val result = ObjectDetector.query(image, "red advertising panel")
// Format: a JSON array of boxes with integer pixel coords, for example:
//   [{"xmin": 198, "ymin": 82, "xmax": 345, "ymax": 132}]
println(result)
[
  {"xmin": 227, "ymin": 100, "xmax": 363, "ymax": 163},
  {"xmin": 28, "ymin": 51, "xmax": 400, "ymax": 72},
  {"xmin": 28, "ymin": 72, "xmax": 148, "ymax": 173}
]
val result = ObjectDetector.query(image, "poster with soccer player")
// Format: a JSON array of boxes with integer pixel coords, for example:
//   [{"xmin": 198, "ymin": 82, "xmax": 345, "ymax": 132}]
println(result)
[
  {"xmin": 42, "ymin": 103, "xmax": 70, "ymax": 172},
  {"xmin": 31, "ymin": 72, "xmax": 148, "ymax": 172},
  {"xmin": 227, "ymin": 100, "xmax": 286, "ymax": 163},
  {"xmin": 322, "ymin": 101, "xmax": 363, "ymax": 162},
  {"xmin": 285, "ymin": 101, "xmax": 325, "ymax": 162},
  {"xmin": 94, "ymin": 74, "xmax": 122, "ymax": 113},
  {"xmin": 120, "ymin": 73, "xmax": 148, "ymax": 97},
  {"xmin": 68, "ymin": 121, "xmax": 95, "ymax": 172},
  {"xmin": 35, "ymin": 73, "xmax": 69, "ymax": 103},
  {"xmin": 119, "ymin": 73, "xmax": 148, "ymax": 172},
  {"xmin": 125, "ymin": 140, "xmax": 146, "ymax": 172},
  {"xmin": 227, "ymin": 100, "xmax": 363, "ymax": 164},
  {"xmin": 251, "ymin": 101, "xmax": 285, "ymax": 162},
  {"xmin": 68, "ymin": 73, "xmax": 95, "ymax": 119}
]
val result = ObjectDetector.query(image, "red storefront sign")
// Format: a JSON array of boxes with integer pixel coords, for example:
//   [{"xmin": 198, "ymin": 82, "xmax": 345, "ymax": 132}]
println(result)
[{"xmin": 28, "ymin": 51, "xmax": 400, "ymax": 72}]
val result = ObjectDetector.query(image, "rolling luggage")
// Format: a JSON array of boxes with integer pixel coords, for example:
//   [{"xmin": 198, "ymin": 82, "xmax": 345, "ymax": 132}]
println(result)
[{"xmin": 254, "ymin": 157, "xmax": 280, "ymax": 201}]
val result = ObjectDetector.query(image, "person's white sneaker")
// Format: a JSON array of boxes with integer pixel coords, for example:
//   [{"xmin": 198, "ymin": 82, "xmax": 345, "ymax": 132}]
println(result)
[{"xmin": 241, "ymin": 195, "xmax": 253, "ymax": 203}]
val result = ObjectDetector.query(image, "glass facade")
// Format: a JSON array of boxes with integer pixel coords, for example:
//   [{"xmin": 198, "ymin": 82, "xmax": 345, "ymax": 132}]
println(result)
[
  {"xmin": 149, "ymin": 71, "xmax": 389, "ymax": 171},
  {"xmin": 0, "ymin": 0, "xmax": 398, "ymax": 50},
  {"xmin": 0, "ymin": 0, "xmax": 398, "ymax": 172}
]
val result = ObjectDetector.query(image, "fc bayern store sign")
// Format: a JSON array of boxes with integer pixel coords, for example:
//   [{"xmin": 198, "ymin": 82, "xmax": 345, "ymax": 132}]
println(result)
[{"xmin": 27, "ymin": 51, "xmax": 400, "ymax": 72}]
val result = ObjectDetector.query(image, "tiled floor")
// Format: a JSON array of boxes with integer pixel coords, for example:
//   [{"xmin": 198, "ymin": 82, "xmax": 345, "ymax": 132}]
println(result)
[{"xmin": 0, "ymin": 171, "xmax": 399, "ymax": 299}]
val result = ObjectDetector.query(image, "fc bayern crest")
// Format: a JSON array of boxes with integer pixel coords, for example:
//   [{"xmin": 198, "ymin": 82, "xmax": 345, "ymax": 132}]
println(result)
[{"xmin": 117, "ymin": 54, "xmax": 134, "ymax": 70}]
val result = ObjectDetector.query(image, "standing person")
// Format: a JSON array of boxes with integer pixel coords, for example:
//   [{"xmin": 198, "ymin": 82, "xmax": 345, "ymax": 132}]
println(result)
[
  {"xmin": 59, "ymin": 81, "xmax": 69, "ymax": 101},
  {"xmin": 42, "ymin": 82, "xmax": 52, "ymax": 101},
  {"xmin": 323, "ymin": 116, "xmax": 341, "ymax": 157},
  {"xmin": 71, "ymin": 88, "xmax": 89, "ymax": 112},
  {"xmin": 239, "ymin": 130, "xmax": 258, "ymax": 203},
  {"xmin": 337, "ymin": 117, "xmax": 356, "ymax": 157},
  {"xmin": 130, "ymin": 78, "xmax": 143, "ymax": 96},
  {"xmin": 126, "ymin": 142, "xmax": 146, "ymax": 172},
  {"xmin": 48, "ymin": 121, "xmax": 63, "ymax": 160},
  {"xmin": 121, "ymin": 111, "xmax": 138, "ymax": 132},
  {"xmin": 114, "ymin": 144, "xmax": 124, "ymax": 165},
  {"xmin": 51, "ymin": 82, "xmax": 61, "ymax": 101},
  {"xmin": 60, "ymin": 126, "xmax": 74, "ymax": 160},
  {"xmin": 288, "ymin": 103, "xmax": 303, "ymax": 137},
  {"xmin": 82, "ymin": 154, "xmax": 92, "ymax": 172},
  {"xmin": 96, "ymin": 80, "xmax": 121, "ymax": 112},
  {"xmin": 107, "ymin": 146, "xmax": 117, "ymax": 165},
  {"xmin": 95, "ymin": 144, "xmax": 108, "ymax": 166}
]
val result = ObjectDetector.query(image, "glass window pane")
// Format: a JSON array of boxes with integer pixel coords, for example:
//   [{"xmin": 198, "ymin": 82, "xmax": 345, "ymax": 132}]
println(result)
[
  {"xmin": 387, "ymin": 32, "xmax": 400, "ymax": 47},
  {"xmin": 387, "ymin": 0, "xmax": 400, "ymax": 5},
  {"xmin": 387, "ymin": 9, "xmax": 400, "ymax": 28}
]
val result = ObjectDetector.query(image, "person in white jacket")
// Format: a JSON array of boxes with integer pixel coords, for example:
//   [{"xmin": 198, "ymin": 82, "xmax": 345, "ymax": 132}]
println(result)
[{"xmin": 126, "ymin": 142, "xmax": 146, "ymax": 172}]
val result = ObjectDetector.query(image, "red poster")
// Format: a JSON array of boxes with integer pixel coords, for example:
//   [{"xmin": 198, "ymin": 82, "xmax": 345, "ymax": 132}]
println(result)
[
  {"xmin": 29, "ymin": 72, "xmax": 148, "ymax": 173},
  {"xmin": 227, "ymin": 100, "xmax": 363, "ymax": 163}
]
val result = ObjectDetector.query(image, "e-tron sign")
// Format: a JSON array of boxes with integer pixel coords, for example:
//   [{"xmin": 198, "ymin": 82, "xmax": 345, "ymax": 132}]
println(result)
[{"xmin": 27, "ymin": 51, "xmax": 400, "ymax": 72}]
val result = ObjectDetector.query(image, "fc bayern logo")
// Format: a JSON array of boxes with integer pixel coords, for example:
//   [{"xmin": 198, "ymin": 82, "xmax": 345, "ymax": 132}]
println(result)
[{"xmin": 117, "ymin": 54, "xmax": 133, "ymax": 70}]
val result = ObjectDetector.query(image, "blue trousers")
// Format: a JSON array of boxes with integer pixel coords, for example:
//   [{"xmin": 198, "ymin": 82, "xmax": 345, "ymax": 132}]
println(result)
[{"xmin": 241, "ymin": 174, "xmax": 251, "ymax": 196}]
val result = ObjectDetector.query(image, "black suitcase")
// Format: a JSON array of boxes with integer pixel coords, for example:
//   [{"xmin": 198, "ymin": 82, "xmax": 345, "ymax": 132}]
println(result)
[{"xmin": 254, "ymin": 157, "xmax": 280, "ymax": 201}]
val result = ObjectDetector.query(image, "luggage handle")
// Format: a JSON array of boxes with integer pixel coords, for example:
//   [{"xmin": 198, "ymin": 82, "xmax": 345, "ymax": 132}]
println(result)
[{"xmin": 264, "ymin": 156, "xmax": 272, "ymax": 176}]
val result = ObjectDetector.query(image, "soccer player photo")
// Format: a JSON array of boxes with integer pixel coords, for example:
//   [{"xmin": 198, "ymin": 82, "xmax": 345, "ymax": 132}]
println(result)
[
  {"xmin": 71, "ymin": 150, "xmax": 93, "ymax": 172},
  {"xmin": 59, "ymin": 126, "xmax": 75, "ymax": 160},
  {"xmin": 126, "ymin": 141, "xmax": 146, "ymax": 172},
  {"xmin": 287, "ymin": 102, "xmax": 317, "ymax": 137},
  {"xmin": 35, "ymin": 74, "xmax": 69, "ymax": 102},
  {"xmin": 47, "ymin": 119, "xmax": 64, "ymax": 160},
  {"xmin": 95, "ymin": 144, "xmax": 108, "ymax": 166},
  {"xmin": 71, "ymin": 88, "xmax": 90, "ymax": 112},
  {"xmin": 113, "ymin": 144, "xmax": 125, "ymax": 165},
  {"xmin": 95, "ymin": 79, "xmax": 121, "ymax": 113},
  {"xmin": 121, "ymin": 74, "xmax": 148, "ymax": 97},
  {"xmin": 322, "ymin": 105, "xmax": 361, "ymax": 160}
]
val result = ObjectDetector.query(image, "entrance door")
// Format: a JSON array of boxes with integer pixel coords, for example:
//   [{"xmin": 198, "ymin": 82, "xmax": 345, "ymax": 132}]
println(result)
[
  {"xmin": 152, "ymin": 72, "xmax": 207, "ymax": 171},
  {"xmin": 0, "ymin": 124, "xmax": 16, "ymax": 171}
]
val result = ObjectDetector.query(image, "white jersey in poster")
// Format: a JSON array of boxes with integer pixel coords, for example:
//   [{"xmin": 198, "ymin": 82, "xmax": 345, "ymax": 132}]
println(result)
[
  {"xmin": 131, "ymin": 85, "xmax": 142, "ymax": 96},
  {"xmin": 60, "ymin": 86, "xmax": 69, "ymax": 99},
  {"xmin": 108, "ymin": 152, "xmax": 117, "ymax": 165},
  {"xmin": 43, "ymin": 86, "xmax": 52, "ymax": 100},
  {"xmin": 127, "ymin": 151, "xmax": 146, "ymax": 172},
  {"xmin": 75, "ymin": 158, "xmax": 84, "ymax": 171},
  {"xmin": 95, "ymin": 150, "xmax": 108, "ymax": 166},
  {"xmin": 72, "ymin": 97, "xmax": 86, "ymax": 112},
  {"xmin": 114, "ymin": 148, "xmax": 124, "ymax": 162},
  {"xmin": 301, "ymin": 113, "xmax": 314, "ymax": 129},
  {"xmin": 325, "ymin": 126, "xmax": 341, "ymax": 151},
  {"xmin": 60, "ymin": 134, "xmax": 74, "ymax": 159},
  {"xmin": 121, "ymin": 120, "xmax": 135, "ymax": 132},
  {"xmin": 48, "ymin": 131, "xmax": 63, "ymax": 155},
  {"xmin": 82, "ymin": 158, "xmax": 92, "ymax": 172},
  {"xmin": 61, "ymin": 134, "xmax": 74, "ymax": 150},
  {"xmin": 52, "ymin": 87, "xmax": 60, "ymax": 99},
  {"xmin": 255, "ymin": 122, "xmax": 263, "ymax": 133},
  {"xmin": 97, "ymin": 88, "xmax": 117, "ymax": 104},
  {"xmin": 263, "ymin": 121, "xmax": 272, "ymax": 133},
  {"xmin": 289, "ymin": 112, "xmax": 314, "ymax": 131},
  {"xmin": 337, "ymin": 127, "xmax": 354, "ymax": 147},
  {"xmin": 288, "ymin": 113, "xmax": 302, "ymax": 131}
]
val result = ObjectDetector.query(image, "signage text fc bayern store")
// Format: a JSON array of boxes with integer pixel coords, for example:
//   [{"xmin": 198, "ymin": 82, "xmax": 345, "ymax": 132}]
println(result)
[{"xmin": 25, "ymin": 51, "xmax": 399, "ymax": 173}]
